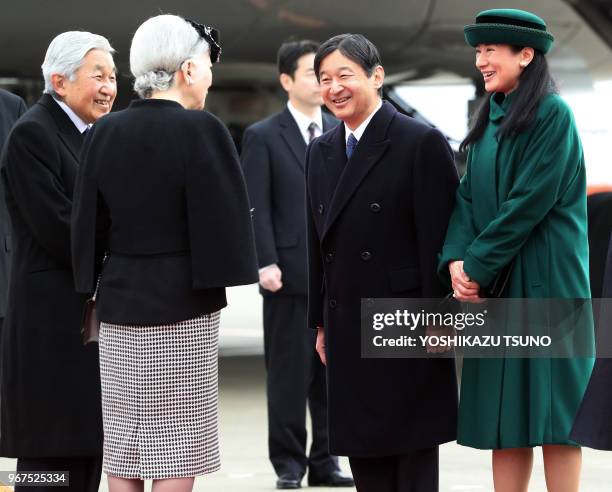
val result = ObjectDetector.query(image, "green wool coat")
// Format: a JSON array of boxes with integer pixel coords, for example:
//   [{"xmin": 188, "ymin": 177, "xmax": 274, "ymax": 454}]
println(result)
[{"xmin": 438, "ymin": 91, "xmax": 594, "ymax": 449}]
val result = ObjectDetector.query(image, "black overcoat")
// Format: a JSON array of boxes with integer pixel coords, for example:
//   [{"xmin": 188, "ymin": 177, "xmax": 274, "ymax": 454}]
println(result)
[
  {"xmin": 0, "ymin": 89, "xmax": 27, "ymax": 318},
  {"xmin": 241, "ymin": 107, "xmax": 337, "ymax": 295},
  {"xmin": 0, "ymin": 94, "xmax": 102, "ymax": 457},
  {"xmin": 72, "ymin": 99, "xmax": 258, "ymax": 325},
  {"xmin": 305, "ymin": 101, "xmax": 459, "ymax": 456}
]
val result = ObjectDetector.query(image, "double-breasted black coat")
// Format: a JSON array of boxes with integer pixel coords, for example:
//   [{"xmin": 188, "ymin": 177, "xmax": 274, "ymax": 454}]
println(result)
[
  {"xmin": 0, "ymin": 89, "xmax": 27, "ymax": 319},
  {"xmin": 0, "ymin": 94, "xmax": 102, "ymax": 457},
  {"xmin": 306, "ymin": 101, "xmax": 459, "ymax": 456}
]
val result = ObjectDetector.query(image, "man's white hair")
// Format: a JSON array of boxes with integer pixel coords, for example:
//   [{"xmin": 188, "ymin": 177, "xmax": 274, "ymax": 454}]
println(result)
[
  {"xmin": 130, "ymin": 14, "xmax": 210, "ymax": 99},
  {"xmin": 42, "ymin": 31, "xmax": 115, "ymax": 97}
]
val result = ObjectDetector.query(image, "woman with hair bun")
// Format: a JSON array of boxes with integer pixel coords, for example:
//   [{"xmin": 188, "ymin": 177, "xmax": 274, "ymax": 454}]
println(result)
[{"xmin": 71, "ymin": 14, "xmax": 258, "ymax": 492}]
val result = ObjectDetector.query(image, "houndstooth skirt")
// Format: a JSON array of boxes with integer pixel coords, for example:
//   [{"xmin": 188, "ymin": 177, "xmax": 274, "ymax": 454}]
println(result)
[{"xmin": 99, "ymin": 312, "xmax": 221, "ymax": 480}]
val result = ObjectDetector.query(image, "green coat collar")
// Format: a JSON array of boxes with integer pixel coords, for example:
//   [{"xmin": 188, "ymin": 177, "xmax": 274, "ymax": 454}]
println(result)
[{"xmin": 489, "ymin": 91, "xmax": 515, "ymax": 122}]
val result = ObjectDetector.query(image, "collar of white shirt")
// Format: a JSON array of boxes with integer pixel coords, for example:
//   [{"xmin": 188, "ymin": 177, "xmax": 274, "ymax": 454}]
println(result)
[
  {"xmin": 286, "ymin": 101, "xmax": 323, "ymax": 144},
  {"xmin": 53, "ymin": 97, "xmax": 91, "ymax": 134},
  {"xmin": 344, "ymin": 99, "xmax": 383, "ymax": 145}
]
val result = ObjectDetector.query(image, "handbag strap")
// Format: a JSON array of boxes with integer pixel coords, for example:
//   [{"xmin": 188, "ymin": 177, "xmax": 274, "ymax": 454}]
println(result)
[{"xmin": 92, "ymin": 254, "xmax": 107, "ymax": 302}]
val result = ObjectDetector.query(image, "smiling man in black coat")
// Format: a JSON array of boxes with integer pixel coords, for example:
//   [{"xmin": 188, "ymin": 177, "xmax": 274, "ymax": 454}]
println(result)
[
  {"xmin": 306, "ymin": 34, "xmax": 459, "ymax": 491},
  {"xmin": 0, "ymin": 31, "xmax": 116, "ymax": 492},
  {"xmin": 242, "ymin": 40, "xmax": 352, "ymax": 490},
  {"xmin": 0, "ymin": 89, "xmax": 26, "ymax": 336}
]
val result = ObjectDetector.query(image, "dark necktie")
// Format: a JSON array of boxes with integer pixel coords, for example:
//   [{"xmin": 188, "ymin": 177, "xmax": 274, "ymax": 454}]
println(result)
[
  {"xmin": 82, "ymin": 127, "xmax": 90, "ymax": 137},
  {"xmin": 307, "ymin": 122, "xmax": 317, "ymax": 143},
  {"xmin": 346, "ymin": 133, "xmax": 358, "ymax": 159}
]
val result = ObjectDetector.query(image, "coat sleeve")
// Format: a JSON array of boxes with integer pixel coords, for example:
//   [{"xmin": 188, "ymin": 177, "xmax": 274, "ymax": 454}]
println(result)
[
  {"xmin": 240, "ymin": 127, "xmax": 278, "ymax": 268},
  {"xmin": 437, "ymin": 150, "xmax": 478, "ymax": 285},
  {"xmin": 186, "ymin": 114, "xmax": 258, "ymax": 289},
  {"xmin": 413, "ymin": 128, "xmax": 459, "ymax": 297},
  {"xmin": 72, "ymin": 124, "xmax": 109, "ymax": 294},
  {"xmin": 3, "ymin": 120, "xmax": 74, "ymax": 267},
  {"xmin": 16, "ymin": 98, "xmax": 27, "ymax": 118},
  {"xmin": 305, "ymin": 143, "xmax": 324, "ymax": 329},
  {"xmin": 463, "ymin": 101, "xmax": 583, "ymax": 287}
]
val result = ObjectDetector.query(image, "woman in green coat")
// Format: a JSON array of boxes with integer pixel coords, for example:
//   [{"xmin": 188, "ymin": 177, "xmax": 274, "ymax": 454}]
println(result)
[{"xmin": 438, "ymin": 9, "xmax": 594, "ymax": 492}]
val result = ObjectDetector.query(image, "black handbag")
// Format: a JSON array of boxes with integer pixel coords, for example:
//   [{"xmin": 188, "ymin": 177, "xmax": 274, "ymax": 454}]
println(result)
[
  {"xmin": 479, "ymin": 261, "xmax": 514, "ymax": 298},
  {"xmin": 81, "ymin": 256, "xmax": 106, "ymax": 345},
  {"xmin": 81, "ymin": 298, "xmax": 100, "ymax": 345}
]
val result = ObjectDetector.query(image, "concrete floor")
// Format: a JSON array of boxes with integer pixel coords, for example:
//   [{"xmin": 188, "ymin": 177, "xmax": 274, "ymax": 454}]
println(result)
[
  {"xmin": 0, "ymin": 355, "xmax": 612, "ymax": 491},
  {"xmin": 1, "ymin": 283, "xmax": 612, "ymax": 491}
]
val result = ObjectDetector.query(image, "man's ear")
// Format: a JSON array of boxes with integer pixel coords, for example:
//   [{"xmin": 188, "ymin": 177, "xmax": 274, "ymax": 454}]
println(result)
[
  {"xmin": 279, "ymin": 73, "xmax": 293, "ymax": 93},
  {"xmin": 51, "ymin": 73, "xmax": 68, "ymax": 98},
  {"xmin": 372, "ymin": 65, "xmax": 385, "ymax": 91}
]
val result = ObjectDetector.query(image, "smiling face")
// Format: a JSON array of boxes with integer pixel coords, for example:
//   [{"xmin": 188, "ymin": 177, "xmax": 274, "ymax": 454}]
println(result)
[
  {"xmin": 318, "ymin": 49, "xmax": 384, "ymax": 130},
  {"xmin": 53, "ymin": 48, "xmax": 117, "ymax": 123},
  {"xmin": 475, "ymin": 44, "xmax": 534, "ymax": 94}
]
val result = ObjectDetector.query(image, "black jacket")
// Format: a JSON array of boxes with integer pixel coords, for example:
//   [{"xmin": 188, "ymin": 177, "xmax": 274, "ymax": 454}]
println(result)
[
  {"xmin": 241, "ymin": 107, "xmax": 337, "ymax": 296},
  {"xmin": 0, "ymin": 94, "xmax": 102, "ymax": 457},
  {"xmin": 306, "ymin": 101, "xmax": 459, "ymax": 456},
  {"xmin": 72, "ymin": 98, "xmax": 258, "ymax": 325},
  {"xmin": 586, "ymin": 192, "xmax": 612, "ymax": 299},
  {"xmin": 0, "ymin": 89, "xmax": 27, "ymax": 318}
]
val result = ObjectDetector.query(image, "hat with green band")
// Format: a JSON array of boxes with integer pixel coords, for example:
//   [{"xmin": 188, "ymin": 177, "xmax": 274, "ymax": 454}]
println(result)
[{"xmin": 464, "ymin": 9, "xmax": 554, "ymax": 54}]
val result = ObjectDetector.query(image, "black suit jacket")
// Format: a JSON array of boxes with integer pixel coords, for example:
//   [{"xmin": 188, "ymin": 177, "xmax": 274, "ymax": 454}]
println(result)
[
  {"xmin": 587, "ymin": 192, "xmax": 612, "ymax": 299},
  {"xmin": 0, "ymin": 94, "xmax": 102, "ymax": 457},
  {"xmin": 241, "ymin": 107, "xmax": 337, "ymax": 296},
  {"xmin": 0, "ymin": 89, "xmax": 27, "ymax": 318},
  {"xmin": 72, "ymin": 98, "xmax": 258, "ymax": 325},
  {"xmin": 305, "ymin": 101, "xmax": 459, "ymax": 456}
]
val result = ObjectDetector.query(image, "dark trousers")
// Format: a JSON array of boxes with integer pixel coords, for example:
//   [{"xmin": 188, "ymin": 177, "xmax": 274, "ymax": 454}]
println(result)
[
  {"xmin": 348, "ymin": 447, "xmax": 439, "ymax": 492},
  {"xmin": 15, "ymin": 456, "xmax": 102, "ymax": 492},
  {"xmin": 263, "ymin": 295, "xmax": 337, "ymax": 478}
]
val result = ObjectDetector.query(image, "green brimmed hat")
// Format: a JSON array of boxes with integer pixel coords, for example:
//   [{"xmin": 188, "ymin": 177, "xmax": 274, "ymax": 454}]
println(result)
[{"xmin": 464, "ymin": 9, "xmax": 554, "ymax": 54}]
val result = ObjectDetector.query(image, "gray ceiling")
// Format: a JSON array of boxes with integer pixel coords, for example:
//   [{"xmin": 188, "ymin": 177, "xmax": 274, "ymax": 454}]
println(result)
[{"xmin": 1, "ymin": 0, "xmax": 611, "ymax": 87}]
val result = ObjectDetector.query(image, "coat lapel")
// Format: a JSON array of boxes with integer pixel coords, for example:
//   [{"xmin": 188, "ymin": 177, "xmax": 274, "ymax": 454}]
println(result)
[
  {"xmin": 38, "ymin": 94, "xmax": 84, "ymax": 162},
  {"xmin": 322, "ymin": 112, "xmax": 338, "ymax": 132},
  {"xmin": 279, "ymin": 107, "xmax": 307, "ymax": 170},
  {"xmin": 322, "ymin": 102, "xmax": 394, "ymax": 241}
]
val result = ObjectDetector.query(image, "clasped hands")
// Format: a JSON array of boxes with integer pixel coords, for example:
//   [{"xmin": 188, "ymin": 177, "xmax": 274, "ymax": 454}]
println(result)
[{"xmin": 449, "ymin": 260, "xmax": 482, "ymax": 303}]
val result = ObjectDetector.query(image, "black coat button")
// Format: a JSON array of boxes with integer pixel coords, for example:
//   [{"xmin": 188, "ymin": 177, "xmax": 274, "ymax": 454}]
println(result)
[
  {"xmin": 361, "ymin": 251, "xmax": 372, "ymax": 261},
  {"xmin": 318, "ymin": 204, "xmax": 325, "ymax": 214},
  {"xmin": 325, "ymin": 252, "xmax": 334, "ymax": 263},
  {"xmin": 370, "ymin": 202, "xmax": 381, "ymax": 213},
  {"xmin": 329, "ymin": 299, "xmax": 337, "ymax": 308}
]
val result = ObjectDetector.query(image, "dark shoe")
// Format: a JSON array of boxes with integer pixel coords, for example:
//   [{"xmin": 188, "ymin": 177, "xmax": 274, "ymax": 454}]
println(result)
[
  {"xmin": 308, "ymin": 469, "xmax": 355, "ymax": 487},
  {"xmin": 277, "ymin": 474, "xmax": 302, "ymax": 489}
]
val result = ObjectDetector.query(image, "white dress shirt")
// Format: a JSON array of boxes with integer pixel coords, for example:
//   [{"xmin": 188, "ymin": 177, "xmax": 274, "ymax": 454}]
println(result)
[
  {"xmin": 287, "ymin": 101, "xmax": 323, "ymax": 144},
  {"xmin": 53, "ymin": 97, "xmax": 90, "ymax": 134},
  {"xmin": 344, "ymin": 99, "xmax": 383, "ymax": 145}
]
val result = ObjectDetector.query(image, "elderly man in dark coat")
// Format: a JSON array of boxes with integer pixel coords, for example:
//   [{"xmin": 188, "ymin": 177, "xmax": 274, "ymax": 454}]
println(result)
[
  {"xmin": 306, "ymin": 34, "xmax": 459, "ymax": 492},
  {"xmin": 0, "ymin": 31, "xmax": 116, "ymax": 492},
  {"xmin": 0, "ymin": 89, "xmax": 27, "ymax": 335}
]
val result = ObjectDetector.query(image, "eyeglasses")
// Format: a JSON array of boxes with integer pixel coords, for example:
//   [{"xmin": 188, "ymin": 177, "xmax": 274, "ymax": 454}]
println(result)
[{"xmin": 186, "ymin": 19, "xmax": 222, "ymax": 63}]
